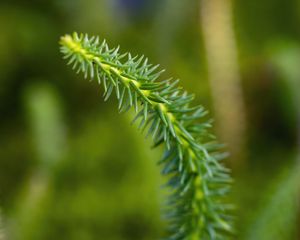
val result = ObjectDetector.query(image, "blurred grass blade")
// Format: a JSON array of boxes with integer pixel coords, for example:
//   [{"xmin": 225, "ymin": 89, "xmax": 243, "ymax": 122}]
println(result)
[
  {"xmin": 25, "ymin": 83, "xmax": 67, "ymax": 168},
  {"xmin": 11, "ymin": 83, "xmax": 67, "ymax": 240},
  {"xmin": 0, "ymin": 210, "xmax": 5, "ymax": 240},
  {"xmin": 245, "ymin": 159, "xmax": 300, "ymax": 240},
  {"xmin": 200, "ymin": 0, "xmax": 247, "ymax": 166}
]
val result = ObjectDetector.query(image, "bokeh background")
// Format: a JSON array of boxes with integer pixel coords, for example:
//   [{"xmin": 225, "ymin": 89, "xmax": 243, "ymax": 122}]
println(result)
[{"xmin": 0, "ymin": 0, "xmax": 300, "ymax": 239}]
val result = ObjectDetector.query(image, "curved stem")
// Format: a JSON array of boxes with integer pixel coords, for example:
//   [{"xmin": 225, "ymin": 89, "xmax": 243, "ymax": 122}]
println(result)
[{"xmin": 60, "ymin": 33, "xmax": 233, "ymax": 239}]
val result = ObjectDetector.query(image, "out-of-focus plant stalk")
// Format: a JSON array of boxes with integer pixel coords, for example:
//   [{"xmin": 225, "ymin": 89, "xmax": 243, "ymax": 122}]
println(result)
[
  {"xmin": 245, "ymin": 44, "xmax": 300, "ymax": 239},
  {"xmin": 10, "ymin": 84, "xmax": 67, "ymax": 239},
  {"xmin": 200, "ymin": 0, "xmax": 247, "ymax": 167},
  {"xmin": 244, "ymin": 155, "xmax": 300, "ymax": 240},
  {"xmin": 0, "ymin": 211, "xmax": 5, "ymax": 240},
  {"xmin": 296, "ymin": 85, "xmax": 300, "ymax": 152}
]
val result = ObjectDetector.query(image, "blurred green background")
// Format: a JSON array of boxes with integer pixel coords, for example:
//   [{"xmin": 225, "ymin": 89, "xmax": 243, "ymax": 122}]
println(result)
[{"xmin": 0, "ymin": 0, "xmax": 300, "ymax": 239}]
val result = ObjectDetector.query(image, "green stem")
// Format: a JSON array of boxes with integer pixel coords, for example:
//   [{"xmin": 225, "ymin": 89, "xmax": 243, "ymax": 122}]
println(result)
[{"xmin": 60, "ymin": 33, "xmax": 233, "ymax": 239}]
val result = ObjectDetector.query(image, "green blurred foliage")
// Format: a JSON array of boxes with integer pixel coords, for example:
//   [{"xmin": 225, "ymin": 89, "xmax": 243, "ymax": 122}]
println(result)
[
  {"xmin": 0, "ymin": 0, "xmax": 299, "ymax": 239},
  {"xmin": 244, "ymin": 158, "xmax": 300, "ymax": 240}
]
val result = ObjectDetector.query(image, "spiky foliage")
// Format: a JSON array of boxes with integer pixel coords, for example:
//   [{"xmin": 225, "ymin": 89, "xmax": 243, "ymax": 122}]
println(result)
[{"xmin": 59, "ymin": 33, "xmax": 233, "ymax": 239}]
